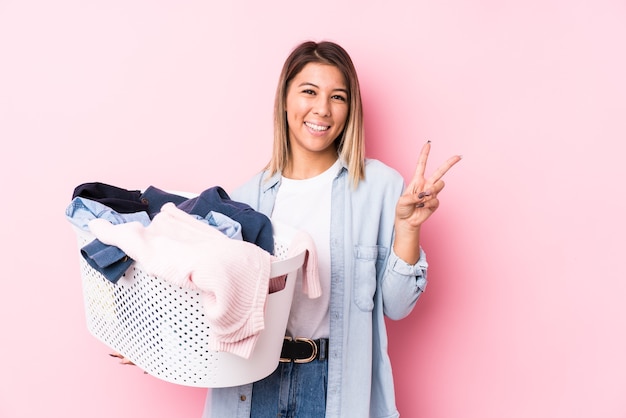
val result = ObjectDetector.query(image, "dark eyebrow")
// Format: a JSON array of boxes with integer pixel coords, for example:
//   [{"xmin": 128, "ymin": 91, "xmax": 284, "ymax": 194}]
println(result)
[{"xmin": 297, "ymin": 82, "xmax": 348, "ymax": 95}]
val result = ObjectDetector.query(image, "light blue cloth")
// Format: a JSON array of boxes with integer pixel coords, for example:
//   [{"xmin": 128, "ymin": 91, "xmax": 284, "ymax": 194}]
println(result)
[
  {"xmin": 65, "ymin": 197, "xmax": 151, "ymax": 231},
  {"xmin": 198, "ymin": 211, "xmax": 243, "ymax": 241},
  {"xmin": 66, "ymin": 197, "xmax": 153, "ymax": 283},
  {"xmin": 205, "ymin": 159, "xmax": 428, "ymax": 418}
]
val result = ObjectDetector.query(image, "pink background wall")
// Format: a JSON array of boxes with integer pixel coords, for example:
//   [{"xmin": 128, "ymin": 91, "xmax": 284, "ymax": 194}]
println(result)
[{"xmin": 1, "ymin": 0, "xmax": 625, "ymax": 417}]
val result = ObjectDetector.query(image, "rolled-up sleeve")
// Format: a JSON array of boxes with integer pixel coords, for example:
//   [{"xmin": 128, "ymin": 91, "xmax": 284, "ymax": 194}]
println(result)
[{"xmin": 381, "ymin": 247, "xmax": 428, "ymax": 320}]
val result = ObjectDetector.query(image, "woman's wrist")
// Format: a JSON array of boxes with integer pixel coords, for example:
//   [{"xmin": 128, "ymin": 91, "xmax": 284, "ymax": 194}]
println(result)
[{"xmin": 392, "ymin": 224, "xmax": 421, "ymax": 265}]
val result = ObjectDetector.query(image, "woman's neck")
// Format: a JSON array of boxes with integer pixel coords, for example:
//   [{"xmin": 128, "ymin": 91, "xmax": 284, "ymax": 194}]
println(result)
[{"xmin": 283, "ymin": 152, "xmax": 338, "ymax": 180}]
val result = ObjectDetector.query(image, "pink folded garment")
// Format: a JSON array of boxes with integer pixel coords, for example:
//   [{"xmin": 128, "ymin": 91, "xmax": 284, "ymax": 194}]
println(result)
[{"xmin": 88, "ymin": 202, "xmax": 271, "ymax": 359}]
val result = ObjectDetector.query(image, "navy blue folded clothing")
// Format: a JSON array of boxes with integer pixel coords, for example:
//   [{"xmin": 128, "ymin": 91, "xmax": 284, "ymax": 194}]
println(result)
[
  {"xmin": 178, "ymin": 187, "xmax": 274, "ymax": 254},
  {"xmin": 81, "ymin": 239, "xmax": 133, "ymax": 283},
  {"xmin": 72, "ymin": 182, "xmax": 149, "ymax": 214},
  {"xmin": 139, "ymin": 186, "xmax": 189, "ymax": 218}
]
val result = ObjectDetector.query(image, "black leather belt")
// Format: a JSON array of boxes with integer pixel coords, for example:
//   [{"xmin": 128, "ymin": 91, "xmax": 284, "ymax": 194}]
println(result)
[{"xmin": 280, "ymin": 337, "xmax": 329, "ymax": 363}]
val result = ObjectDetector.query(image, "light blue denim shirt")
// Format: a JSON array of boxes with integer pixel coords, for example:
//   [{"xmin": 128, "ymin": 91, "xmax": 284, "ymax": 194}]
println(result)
[
  {"xmin": 65, "ymin": 197, "xmax": 152, "ymax": 230},
  {"xmin": 205, "ymin": 159, "xmax": 428, "ymax": 418}
]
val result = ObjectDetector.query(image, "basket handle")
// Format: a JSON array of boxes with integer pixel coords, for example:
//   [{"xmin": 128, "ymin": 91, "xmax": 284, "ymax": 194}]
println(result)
[{"xmin": 269, "ymin": 249, "xmax": 306, "ymax": 278}]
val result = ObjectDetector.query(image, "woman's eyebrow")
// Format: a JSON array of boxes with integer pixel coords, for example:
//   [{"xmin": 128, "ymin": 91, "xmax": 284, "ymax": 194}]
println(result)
[{"xmin": 297, "ymin": 82, "xmax": 348, "ymax": 94}]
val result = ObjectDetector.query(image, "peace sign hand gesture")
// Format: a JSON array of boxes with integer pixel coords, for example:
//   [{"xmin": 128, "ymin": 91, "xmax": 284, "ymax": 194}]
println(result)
[{"xmin": 393, "ymin": 141, "xmax": 461, "ymax": 264}]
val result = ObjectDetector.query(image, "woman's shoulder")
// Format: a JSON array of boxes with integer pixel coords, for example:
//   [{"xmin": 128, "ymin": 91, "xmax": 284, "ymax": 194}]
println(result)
[
  {"xmin": 231, "ymin": 169, "xmax": 277, "ymax": 204},
  {"xmin": 356, "ymin": 159, "xmax": 405, "ymax": 199},
  {"xmin": 363, "ymin": 158, "xmax": 404, "ymax": 183}
]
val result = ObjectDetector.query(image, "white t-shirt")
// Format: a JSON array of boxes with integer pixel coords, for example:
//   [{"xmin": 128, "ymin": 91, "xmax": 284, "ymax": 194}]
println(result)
[{"xmin": 270, "ymin": 159, "xmax": 341, "ymax": 339}]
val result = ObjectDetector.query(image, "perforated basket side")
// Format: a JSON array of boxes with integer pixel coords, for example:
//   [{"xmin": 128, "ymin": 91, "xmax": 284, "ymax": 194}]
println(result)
[{"xmin": 74, "ymin": 224, "xmax": 304, "ymax": 388}]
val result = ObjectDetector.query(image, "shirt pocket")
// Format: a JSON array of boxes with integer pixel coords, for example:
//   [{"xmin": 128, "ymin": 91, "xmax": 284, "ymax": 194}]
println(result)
[{"xmin": 353, "ymin": 245, "xmax": 386, "ymax": 312}]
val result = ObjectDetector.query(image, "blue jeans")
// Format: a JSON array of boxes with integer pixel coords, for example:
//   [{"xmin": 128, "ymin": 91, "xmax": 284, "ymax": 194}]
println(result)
[{"xmin": 251, "ymin": 359, "xmax": 328, "ymax": 418}]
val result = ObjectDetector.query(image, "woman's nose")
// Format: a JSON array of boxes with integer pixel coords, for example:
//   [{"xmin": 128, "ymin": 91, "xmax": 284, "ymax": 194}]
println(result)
[{"xmin": 313, "ymin": 96, "xmax": 331, "ymax": 117}]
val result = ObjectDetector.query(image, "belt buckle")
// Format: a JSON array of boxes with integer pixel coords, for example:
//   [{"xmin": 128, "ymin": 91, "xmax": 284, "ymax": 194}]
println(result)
[
  {"xmin": 294, "ymin": 337, "xmax": 317, "ymax": 364},
  {"xmin": 279, "ymin": 336, "xmax": 318, "ymax": 363}
]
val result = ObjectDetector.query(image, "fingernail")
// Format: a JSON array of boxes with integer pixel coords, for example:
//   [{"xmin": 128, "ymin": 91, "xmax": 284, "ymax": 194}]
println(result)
[
  {"xmin": 415, "ymin": 203, "xmax": 425, "ymax": 208},
  {"xmin": 417, "ymin": 192, "xmax": 425, "ymax": 199},
  {"xmin": 427, "ymin": 140, "xmax": 431, "ymax": 144}
]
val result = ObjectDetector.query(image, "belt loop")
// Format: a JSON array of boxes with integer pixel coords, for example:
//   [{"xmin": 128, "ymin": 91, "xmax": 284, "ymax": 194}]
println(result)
[{"xmin": 318, "ymin": 338, "xmax": 327, "ymax": 361}]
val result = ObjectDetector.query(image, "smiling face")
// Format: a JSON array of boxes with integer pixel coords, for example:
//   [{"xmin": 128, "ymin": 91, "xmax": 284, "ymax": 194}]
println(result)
[{"xmin": 284, "ymin": 63, "xmax": 349, "ymax": 169}]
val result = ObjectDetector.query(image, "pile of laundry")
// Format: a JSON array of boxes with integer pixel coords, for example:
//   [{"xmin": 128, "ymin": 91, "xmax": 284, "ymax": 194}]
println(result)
[{"xmin": 65, "ymin": 182, "xmax": 320, "ymax": 359}]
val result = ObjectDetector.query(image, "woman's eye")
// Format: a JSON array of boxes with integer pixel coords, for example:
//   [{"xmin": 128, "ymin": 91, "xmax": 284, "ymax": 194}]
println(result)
[
  {"xmin": 332, "ymin": 95, "xmax": 347, "ymax": 102},
  {"xmin": 302, "ymin": 89, "xmax": 315, "ymax": 95}
]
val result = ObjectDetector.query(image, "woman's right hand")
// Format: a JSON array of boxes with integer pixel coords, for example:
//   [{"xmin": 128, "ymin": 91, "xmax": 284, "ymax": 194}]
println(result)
[{"xmin": 109, "ymin": 352, "xmax": 136, "ymax": 366}]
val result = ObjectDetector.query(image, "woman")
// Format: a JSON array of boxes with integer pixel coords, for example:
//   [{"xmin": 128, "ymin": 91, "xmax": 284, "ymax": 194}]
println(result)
[{"xmin": 204, "ymin": 40, "xmax": 461, "ymax": 418}]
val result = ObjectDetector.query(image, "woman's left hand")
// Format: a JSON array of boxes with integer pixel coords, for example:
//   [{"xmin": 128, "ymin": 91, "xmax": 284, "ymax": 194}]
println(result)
[
  {"xmin": 393, "ymin": 141, "xmax": 461, "ymax": 264},
  {"xmin": 396, "ymin": 141, "xmax": 461, "ymax": 229}
]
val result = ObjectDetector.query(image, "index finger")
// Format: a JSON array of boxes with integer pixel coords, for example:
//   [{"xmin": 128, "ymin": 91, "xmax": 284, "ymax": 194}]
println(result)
[{"xmin": 427, "ymin": 154, "xmax": 462, "ymax": 184}]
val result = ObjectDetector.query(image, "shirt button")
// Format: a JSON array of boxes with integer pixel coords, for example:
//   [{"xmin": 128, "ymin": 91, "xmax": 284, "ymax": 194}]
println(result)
[{"xmin": 240, "ymin": 395, "xmax": 246, "ymax": 401}]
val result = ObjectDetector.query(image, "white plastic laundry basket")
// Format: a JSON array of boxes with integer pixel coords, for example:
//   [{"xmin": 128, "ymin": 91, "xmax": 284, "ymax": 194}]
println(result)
[{"xmin": 73, "ymin": 221, "xmax": 305, "ymax": 388}]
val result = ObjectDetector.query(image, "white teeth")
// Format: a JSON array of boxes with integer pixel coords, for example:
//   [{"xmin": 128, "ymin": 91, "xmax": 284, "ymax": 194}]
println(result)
[{"xmin": 305, "ymin": 122, "xmax": 329, "ymax": 132}]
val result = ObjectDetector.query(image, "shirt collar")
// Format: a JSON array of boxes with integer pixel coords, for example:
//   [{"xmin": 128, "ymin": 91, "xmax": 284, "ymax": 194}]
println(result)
[{"xmin": 261, "ymin": 157, "xmax": 349, "ymax": 193}]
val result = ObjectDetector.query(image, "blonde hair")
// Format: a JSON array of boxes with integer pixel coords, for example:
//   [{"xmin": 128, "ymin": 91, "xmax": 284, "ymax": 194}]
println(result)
[{"xmin": 266, "ymin": 41, "xmax": 365, "ymax": 186}]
